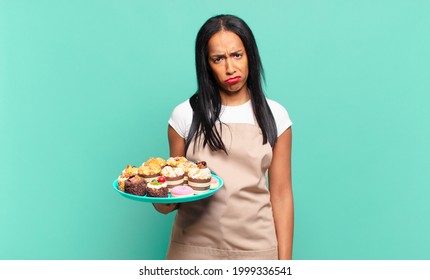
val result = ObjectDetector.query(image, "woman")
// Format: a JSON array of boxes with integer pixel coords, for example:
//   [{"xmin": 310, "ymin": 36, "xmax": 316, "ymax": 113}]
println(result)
[{"xmin": 154, "ymin": 14, "xmax": 293, "ymax": 260}]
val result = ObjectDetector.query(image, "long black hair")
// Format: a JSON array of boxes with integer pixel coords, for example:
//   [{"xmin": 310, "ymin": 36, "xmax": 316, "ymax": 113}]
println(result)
[{"xmin": 185, "ymin": 14, "xmax": 278, "ymax": 154}]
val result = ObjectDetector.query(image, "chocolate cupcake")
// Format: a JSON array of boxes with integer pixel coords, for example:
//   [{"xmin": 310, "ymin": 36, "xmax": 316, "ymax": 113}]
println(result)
[{"xmin": 124, "ymin": 175, "xmax": 147, "ymax": 196}]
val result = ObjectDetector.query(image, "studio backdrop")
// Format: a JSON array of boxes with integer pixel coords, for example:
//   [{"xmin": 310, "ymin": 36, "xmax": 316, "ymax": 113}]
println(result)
[{"xmin": 1, "ymin": 0, "xmax": 429, "ymax": 259}]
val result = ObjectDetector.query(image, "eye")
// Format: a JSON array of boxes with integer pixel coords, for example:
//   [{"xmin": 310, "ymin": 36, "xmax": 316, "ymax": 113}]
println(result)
[
  {"xmin": 212, "ymin": 57, "xmax": 223, "ymax": 64},
  {"xmin": 233, "ymin": 53, "xmax": 242, "ymax": 59}
]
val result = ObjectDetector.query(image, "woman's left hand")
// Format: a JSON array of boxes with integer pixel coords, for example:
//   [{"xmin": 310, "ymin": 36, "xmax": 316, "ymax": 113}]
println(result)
[{"xmin": 152, "ymin": 203, "xmax": 179, "ymax": 214}]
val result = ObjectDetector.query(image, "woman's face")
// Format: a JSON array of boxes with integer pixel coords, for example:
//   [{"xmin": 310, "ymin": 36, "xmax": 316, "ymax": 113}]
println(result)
[{"xmin": 207, "ymin": 30, "xmax": 249, "ymax": 97}]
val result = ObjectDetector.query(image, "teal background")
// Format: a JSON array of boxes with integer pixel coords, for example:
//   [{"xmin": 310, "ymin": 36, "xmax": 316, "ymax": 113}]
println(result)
[{"xmin": 1, "ymin": 0, "xmax": 429, "ymax": 259}]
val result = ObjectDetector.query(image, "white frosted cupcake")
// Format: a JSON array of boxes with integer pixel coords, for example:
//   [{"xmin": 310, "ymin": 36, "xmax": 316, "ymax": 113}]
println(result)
[
  {"xmin": 187, "ymin": 167, "xmax": 212, "ymax": 194},
  {"xmin": 161, "ymin": 166, "xmax": 185, "ymax": 191},
  {"xmin": 178, "ymin": 161, "xmax": 197, "ymax": 183},
  {"xmin": 146, "ymin": 177, "xmax": 168, "ymax": 197}
]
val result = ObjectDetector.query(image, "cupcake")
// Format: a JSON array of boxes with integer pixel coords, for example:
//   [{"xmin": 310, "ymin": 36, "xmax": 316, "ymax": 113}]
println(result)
[
  {"xmin": 196, "ymin": 161, "xmax": 207, "ymax": 169},
  {"xmin": 178, "ymin": 161, "xmax": 197, "ymax": 183},
  {"xmin": 144, "ymin": 157, "xmax": 166, "ymax": 168},
  {"xmin": 146, "ymin": 177, "xmax": 168, "ymax": 197},
  {"xmin": 138, "ymin": 163, "xmax": 161, "ymax": 183},
  {"xmin": 117, "ymin": 164, "xmax": 139, "ymax": 191},
  {"xmin": 117, "ymin": 177, "xmax": 126, "ymax": 192},
  {"xmin": 170, "ymin": 185, "xmax": 194, "ymax": 198},
  {"xmin": 161, "ymin": 166, "xmax": 185, "ymax": 191},
  {"xmin": 121, "ymin": 164, "xmax": 139, "ymax": 178},
  {"xmin": 124, "ymin": 175, "xmax": 147, "ymax": 196},
  {"xmin": 166, "ymin": 156, "xmax": 188, "ymax": 167},
  {"xmin": 187, "ymin": 167, "xmax": 212, "ymax": 194},
  {"xmin": 210, "ymin": 177, "xmax": 220, "ymax": 189}
]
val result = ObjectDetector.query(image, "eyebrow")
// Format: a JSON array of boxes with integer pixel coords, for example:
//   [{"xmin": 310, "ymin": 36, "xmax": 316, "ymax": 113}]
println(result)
[{"xmin": 209, "ymin": 50, "xmax": 244, "ymax": 57}]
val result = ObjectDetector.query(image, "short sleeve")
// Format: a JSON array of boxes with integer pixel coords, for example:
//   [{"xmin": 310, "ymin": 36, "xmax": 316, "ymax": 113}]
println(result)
[
  {"xmin": 168, "ymin": 99, "xmax": 193, "ymax": 139},
  {"xmin": 267, "ymin": 99, "xmax": 293, "ymax": 137}
]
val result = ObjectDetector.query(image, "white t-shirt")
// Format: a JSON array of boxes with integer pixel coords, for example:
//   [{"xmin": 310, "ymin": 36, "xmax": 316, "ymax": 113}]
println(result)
[{"xmin": 168, "ymin": 98, "xmax": 292, "ymax": 140}]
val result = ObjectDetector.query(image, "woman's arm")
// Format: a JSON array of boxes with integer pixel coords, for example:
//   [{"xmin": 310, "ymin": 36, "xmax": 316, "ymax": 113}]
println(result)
[
  {"xmin": 152, "ymin": 125, "xmax": 186, "ymax": 214},
  {"xmin": 168, "ymin": 125, "xmax": 186, "ymax": 157},
  {"xmin": 268, "ymin": 127, "xmax": 294, "ymax": 259}
]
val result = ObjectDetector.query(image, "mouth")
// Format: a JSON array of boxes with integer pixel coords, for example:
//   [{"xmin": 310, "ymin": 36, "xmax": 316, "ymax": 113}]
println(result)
[{"xmin": 225, "ymin": 76, "xmax": 241, "ymax": 85}]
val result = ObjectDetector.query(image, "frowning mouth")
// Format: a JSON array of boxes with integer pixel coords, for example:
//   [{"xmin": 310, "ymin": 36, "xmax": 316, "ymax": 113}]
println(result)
[{"xmin": 225, "ymin": 76, "xmax": 241, "ymax": 85}]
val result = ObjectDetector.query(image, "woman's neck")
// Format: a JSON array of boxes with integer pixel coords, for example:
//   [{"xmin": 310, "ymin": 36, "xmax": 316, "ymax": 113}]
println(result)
[{"xmin": 219, "ymin": 87, "xmax": 250, "ymax": 106}]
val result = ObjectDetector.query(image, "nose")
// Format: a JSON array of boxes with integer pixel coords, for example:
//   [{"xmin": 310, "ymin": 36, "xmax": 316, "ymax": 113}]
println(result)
[{"xmin": 225, "ymin": 58, "xmax": 235, "ymax": 75}]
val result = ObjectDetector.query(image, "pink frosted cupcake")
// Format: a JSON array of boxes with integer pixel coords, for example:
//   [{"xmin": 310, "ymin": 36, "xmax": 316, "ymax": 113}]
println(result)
[
  {"xmin": 187, "ymin": 167, "xmax": 212, "ymax": 194},
  {"xmin": 161, "ymin": 166, "xmax": 185, "ymax": 191},
  {"xmin": 170, "ymin": 185, "xmax": 194, "ymax": 198},
  {"xmin": 210, "ymin": 177, "xmax": 220, "ymax": 189}
]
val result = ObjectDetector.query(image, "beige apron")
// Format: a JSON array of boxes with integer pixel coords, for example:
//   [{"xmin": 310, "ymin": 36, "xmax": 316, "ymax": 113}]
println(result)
[{"xmin": 166, "ymin": 122, "xmax": 278, "ymax": 260}]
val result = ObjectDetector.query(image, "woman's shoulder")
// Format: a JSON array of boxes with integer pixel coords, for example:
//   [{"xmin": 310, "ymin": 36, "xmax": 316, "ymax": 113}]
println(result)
[
  {"xmin": 172, "ymin": 99, "xmax": 193, "ymax": 113},
  {"xmin": 267, "ymin": 98, "xmax": 290, "ymax": 118},
  {"xmin": 266, "ymin": 98, "xmax": 293, "ymax": 135},
  {"xmin": 170, "ymin": 99, "xmax": 193, "ymax": 121},
  {"xmin": 168, "ymin": 99, "xmax": 193, "ymax": 139}
]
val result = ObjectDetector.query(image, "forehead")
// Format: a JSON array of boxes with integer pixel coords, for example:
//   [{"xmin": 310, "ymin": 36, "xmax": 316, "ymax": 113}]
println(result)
[{"xmin": 207, "ymin": 31, "xmax": 245, "ymax": 53}]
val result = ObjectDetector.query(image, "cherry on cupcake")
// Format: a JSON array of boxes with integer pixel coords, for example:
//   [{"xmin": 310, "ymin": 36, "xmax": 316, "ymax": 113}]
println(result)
[{"xmin": 157, "ymin": 176, "xmax": 166, "ymax": 183}]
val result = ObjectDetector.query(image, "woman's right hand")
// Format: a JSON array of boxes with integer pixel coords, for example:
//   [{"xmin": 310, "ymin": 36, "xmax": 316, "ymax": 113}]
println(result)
[
  {"xmin": 153, "ymin": 203, "xmax": 179, "ymax": 214},
  {"xmin": 155, "ymin": 125, "xmax": 185, "ymax": 215}
]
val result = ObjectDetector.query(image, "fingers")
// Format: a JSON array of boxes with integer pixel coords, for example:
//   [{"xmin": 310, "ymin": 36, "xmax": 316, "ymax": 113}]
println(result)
[{"xmin": 153, "ymin": 203, "xmax": 179, "ymax": 214}]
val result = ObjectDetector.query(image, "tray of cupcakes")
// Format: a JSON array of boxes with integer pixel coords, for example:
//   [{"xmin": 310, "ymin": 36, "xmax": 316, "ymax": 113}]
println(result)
[{"xmin": 113, "ymin": 157, "xmax": 223, "ymax": 203}]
